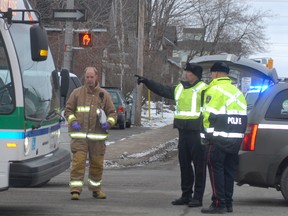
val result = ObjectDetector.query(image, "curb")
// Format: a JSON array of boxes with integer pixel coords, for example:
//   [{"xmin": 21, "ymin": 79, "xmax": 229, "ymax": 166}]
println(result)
[{"xmin": 105, "ymin": 138, "xmax": 178, "ymax": 168}]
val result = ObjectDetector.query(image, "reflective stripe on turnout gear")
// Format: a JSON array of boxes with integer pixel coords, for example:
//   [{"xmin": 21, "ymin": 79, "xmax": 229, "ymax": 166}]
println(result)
[
  {"xmin": 76, "ymin": 106, "xmax": 90, "ymax": 112},
  {"xmin": 68, "ymin": 114, "xmax": 77, "ymax": 124},
  {"xmin": 70, "ymin": 180, "xmax": 84, "ymax": 187},
  {"xmin": 88, "ymin": 178, "xmax": 102, "ymax": 187},
  {"xmin": 69, "ymin": 132, "xmax": 108, "ymax": 140},
  {"xmin": 73, "ymin": 106, "xmax": 116, "ymax": 126},
  {"xmin": 107, "ymin": 117, "xmax": 116, "ymax": 125}
]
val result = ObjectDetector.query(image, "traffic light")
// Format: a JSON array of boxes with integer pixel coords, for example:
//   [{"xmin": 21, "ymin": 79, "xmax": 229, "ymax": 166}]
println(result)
[
  {"xmin": 266, "ymin": 58, "xmax": 273, "ymax": 69},
  {"xmin": 79, "ymin": 32, "xmax": 93, "ymax": 47}
]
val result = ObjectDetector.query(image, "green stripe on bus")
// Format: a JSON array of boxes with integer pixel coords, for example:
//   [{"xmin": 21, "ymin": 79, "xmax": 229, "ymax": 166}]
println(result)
[{"xmin": 0, "ymin": 107, "xmax": 60, "ymax": 129}]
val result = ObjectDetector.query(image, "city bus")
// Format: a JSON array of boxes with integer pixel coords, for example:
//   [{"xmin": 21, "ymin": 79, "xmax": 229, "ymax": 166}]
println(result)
[{"xmin": 0, "ymin": 0, "xmax": 71, "ymax": 191}]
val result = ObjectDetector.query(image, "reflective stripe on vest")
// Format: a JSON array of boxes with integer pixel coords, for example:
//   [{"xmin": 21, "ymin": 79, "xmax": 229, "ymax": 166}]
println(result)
[
  {"xmin": 70, "ymin": 180, "xmax": 84, "ymax": 188},
  {"xmin": 210, "ymin": 85, "xmax": 247, "ymax": 111},
  {"xmin": 200, "ymin": 131, "xmax": 244, "ymax": 138},
  {"xmin": 88, "ymin": 178, "xmax": 102, "ymax": 187},
  {"xmin": 69, "ymin": 132, "xmax": 108, "ymax": 140},
  {"xmin": 204, "ymin": 125, "xmax": 244, "ymax": 138},
  {"xmin": 203, "ymin": 106, "xmax": 247, "ymax": 115},
  {"xmin": 213, "ymin": 131, "xmax": 244, "ymax": 138},
  {"xmin": 174, "ymin": 82, "xmax": 206, "ymax": 117}
]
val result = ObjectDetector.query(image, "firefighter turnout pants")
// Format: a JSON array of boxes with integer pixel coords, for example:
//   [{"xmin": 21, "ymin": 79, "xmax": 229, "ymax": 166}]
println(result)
[{"xmin": 69, "ymin": 139, "xmax": 106, "ymax": 194}]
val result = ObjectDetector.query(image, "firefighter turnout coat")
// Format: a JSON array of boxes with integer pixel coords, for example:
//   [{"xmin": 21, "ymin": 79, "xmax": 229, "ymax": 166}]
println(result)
[{"xmin": 65, "ymin": 84, "xmax": 117, "ymax": 142}]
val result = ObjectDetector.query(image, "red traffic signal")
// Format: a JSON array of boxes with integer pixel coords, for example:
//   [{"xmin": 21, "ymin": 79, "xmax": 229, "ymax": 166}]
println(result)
[{"xmin": 79, "ymin": 33, "xmax": 93, "ymax": 47}]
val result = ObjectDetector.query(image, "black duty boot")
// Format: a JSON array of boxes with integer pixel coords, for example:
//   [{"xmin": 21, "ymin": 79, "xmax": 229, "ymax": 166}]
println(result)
[
  {"xmin": 226, "ymin": 206, "xmax": 233, "ymax": 213},
  {"xmin": 188, "ymin": 199, "xmax": 202, "ymax": 207},
  {"xmin": 171, "ymin": 197, "xmax": 191, "ymax": 205},
  {"xmin": 201, "ymin": 205, "xmax": 226, "ymax": 214}
]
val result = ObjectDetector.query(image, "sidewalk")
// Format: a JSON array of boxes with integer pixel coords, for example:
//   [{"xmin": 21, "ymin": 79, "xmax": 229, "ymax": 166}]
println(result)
[{"xmin": 105, "ymin": 124, "xmax": 178, "ymax": 167}]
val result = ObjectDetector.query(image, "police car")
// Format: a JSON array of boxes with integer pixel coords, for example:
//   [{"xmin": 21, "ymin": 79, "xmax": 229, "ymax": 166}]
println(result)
[
  {"xmin": 245, "ymin": 85, "xmax": 268, "ymax": 112},
  {"xmin": 191, "ymin": 54, "xmax": 288, "ymax": 202}
]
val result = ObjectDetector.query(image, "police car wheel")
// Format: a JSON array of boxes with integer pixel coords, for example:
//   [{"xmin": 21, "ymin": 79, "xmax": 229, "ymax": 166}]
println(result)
[{"xmin": 280, "ymin": 166, "xmax": 288, "ymax": 202}]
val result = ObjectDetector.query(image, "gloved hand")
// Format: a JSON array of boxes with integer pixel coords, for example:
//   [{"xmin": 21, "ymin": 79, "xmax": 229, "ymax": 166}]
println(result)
[
  {"xmin": 201, "ymin": 138, "xmax": 209, "ymax": 145},
  {"xmin": 101, "ymin": 122, "xmax": 110, "ymax": 130},
  {"xmin": 134, "ymin": 75, "xmax": 147, "ymax": 85},
  {"xmin": 71, "ymin": 121, "xmax": 81, "ymax": 130}
]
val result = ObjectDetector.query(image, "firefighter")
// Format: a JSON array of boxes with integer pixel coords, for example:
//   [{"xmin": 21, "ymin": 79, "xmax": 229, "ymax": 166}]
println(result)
[
  {"xmin": 200, "ymin": 62, "xmax": 247, "ymax": 214},
  {"xmin": 135, "ymin": 62, "xmax": 207, "ymax": 207},
  {"xmin": 64, "ymin": 67, "xmax": 117, "ymax": 200}
]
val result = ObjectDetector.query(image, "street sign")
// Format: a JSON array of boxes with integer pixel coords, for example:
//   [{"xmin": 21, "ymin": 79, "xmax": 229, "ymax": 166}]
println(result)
[{"xmin": 53, "ymin": 9, "xmax": 87, "ymax": 22}]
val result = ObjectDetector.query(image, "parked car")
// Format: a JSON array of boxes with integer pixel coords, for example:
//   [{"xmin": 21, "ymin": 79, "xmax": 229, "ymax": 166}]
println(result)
[
  {"xmin": 237, "ymin": 81, "xmax": 288, "ymax": 201},
  {"xmin": 59, "ymin": 72, "xmax": 82, "ymax": 127},
  {"xmin": 103, "ymin": 87, "xmax": 132, "ymax": 129},
  {"xmin": 191, "ymin": 54, "xmax": 288, "ymax": 202},
  {"xmin": 59, "ymin": 72, "xmax": 82, "ymax": 107}
]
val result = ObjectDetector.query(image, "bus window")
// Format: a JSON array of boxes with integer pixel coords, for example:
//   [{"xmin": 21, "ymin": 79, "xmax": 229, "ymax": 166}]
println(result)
[
  {"xmin": 0, "ymin": 34, "xmax": 14, "ymax": 113},
  {"xmin": 9, "ymin": 24, "xmax": 58, "ymax": 120}
]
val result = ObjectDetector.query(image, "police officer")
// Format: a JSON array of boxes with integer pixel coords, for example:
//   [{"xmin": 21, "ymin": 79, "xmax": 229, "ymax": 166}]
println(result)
[
  {"xmin": 200, "ymin": 62, "xmax": 247, "ymax": 214},
  {"xmin": 135, "ymin": 63, "xmax": 207, "ymax": 207},
  {"xmin": 65, "ymin": 67, "xmax": 117, "ymax": 200}
]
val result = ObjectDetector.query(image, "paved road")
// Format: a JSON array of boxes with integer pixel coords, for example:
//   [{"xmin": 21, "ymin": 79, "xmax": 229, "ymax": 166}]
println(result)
[
  {"xmin": 1, "ymin": 126, "xmax": 287, "ymax": 215},
  {"xmin": 1, "ymin": 157, "xmax": 287, "ymax": 216}
]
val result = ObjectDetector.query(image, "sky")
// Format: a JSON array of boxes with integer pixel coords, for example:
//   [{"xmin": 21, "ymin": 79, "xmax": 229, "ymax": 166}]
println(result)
[{"xmin": 249, "ymin": 0, "xmax": 288, "ymax": 78}]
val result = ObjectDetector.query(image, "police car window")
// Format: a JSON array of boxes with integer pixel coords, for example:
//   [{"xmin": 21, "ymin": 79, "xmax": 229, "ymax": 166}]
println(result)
[{"xmin": 265, "ymin": 89, "xmax": 288, "ymax": 120}]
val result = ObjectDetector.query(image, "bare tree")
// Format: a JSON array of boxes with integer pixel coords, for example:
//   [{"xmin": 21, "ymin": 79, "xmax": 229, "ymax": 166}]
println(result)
[
  {"xmin": 143, "ymin": 0, "xmax": 190, "ymax": 80},
  {"xmin": 145, "ymin": 0, "xmax": 191, "ymax": 51},
  {"xmin": 185, "ymin": 0, "xmax": 271, "ymax": 60},
  {"xmin": 31, "ymin": 0, "xmax": 271, "ymax": 98}
]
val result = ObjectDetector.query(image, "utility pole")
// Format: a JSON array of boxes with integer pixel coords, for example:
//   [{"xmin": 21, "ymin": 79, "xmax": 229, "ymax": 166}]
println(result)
[
  {"xmin": 134, "ymin": 0, "xmax": 145, "ymax": 126},
  {"xmin": 63, "ymin": 0, "xmax": 74, "ymax": 70}
]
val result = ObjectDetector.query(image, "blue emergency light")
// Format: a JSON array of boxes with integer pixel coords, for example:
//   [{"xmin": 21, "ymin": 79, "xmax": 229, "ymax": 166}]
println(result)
[{"xmin": 249, "ymin": 85, "xmax": 268, "ymax": 92}]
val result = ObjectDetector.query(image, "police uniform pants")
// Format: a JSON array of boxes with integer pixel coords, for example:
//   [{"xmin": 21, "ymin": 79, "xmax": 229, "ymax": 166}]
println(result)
[
  {"xmin": 178, "ymin": 129, "xmax": 207, "ymax": 201},
  {"xmin": 70, "ymin": 139, "xmax": 106, "ymax": 194},
  {"xmin": 206, "ymin": 143, "xmax": 239, "ymax": 208}
]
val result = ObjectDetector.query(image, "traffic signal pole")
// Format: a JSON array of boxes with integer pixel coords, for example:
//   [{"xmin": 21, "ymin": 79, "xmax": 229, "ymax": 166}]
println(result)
[
  {"xmin": 134, "ymin": 0, "xmax": 145, "ymax": 126},
  {"xmin": 63, "ymin": 0, "xmax": 74, "ymax": 71}
]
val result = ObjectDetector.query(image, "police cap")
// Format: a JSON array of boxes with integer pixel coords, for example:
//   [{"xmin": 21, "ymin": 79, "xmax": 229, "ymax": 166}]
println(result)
[
  {"xmin": 184, "ymin": 63, "xmax": 203, "ymax": 80},
  {"xmin": 210, "ymin": 62, "xmax": 230, "ymax": 74}
]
